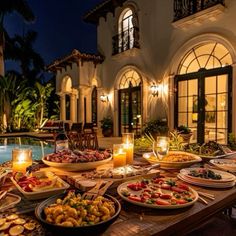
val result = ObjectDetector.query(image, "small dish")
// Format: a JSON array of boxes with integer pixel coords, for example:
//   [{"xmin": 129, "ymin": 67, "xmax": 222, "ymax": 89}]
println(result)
[
  {"xmin": 0, "ymin": 193, "xmax": 21, "ymax": 212},
  {"xmin": 11, "ymin": 171, "xmax": 70, "ymax": 200}
]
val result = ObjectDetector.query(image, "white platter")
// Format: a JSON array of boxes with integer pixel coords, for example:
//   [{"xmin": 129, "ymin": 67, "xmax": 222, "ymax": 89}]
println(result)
[
  {"xmin": 11, "ymin": 171, "xmax": 70, "ymax": 200},
  {"xmin": 143, "ymin": 151, "xmax": 202, "ymax": 169},
  {"xmin": 210, "ymin": 159, "xmax": 236, "ymax": 172},
  {"xmin": 180, "ymin": 168, "xmax": 236, "ymax": 183},
  {"xmin": 178, "ymin": 174, "xmax": 235, "ymax": 188},
  {"xmin": 42, "ymin": 156, "xmax": 112, "ymax": 171},
  {"xmin": 117, "ymin": 179, "xmax": 198, "ymax": 209}
]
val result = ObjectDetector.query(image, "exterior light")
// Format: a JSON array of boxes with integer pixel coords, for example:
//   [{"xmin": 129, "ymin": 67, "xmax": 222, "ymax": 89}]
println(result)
[
  {"xmin": 150, "ymin": 83, "xmax": 159, "ymax": 97},
  {"xmin": 100, "ymin": 94, "xmax": 108, "ymax": 102}
]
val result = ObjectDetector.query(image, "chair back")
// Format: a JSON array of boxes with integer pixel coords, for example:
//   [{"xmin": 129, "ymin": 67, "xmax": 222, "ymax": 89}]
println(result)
[{"xmin": 71, "ymin": 123, "xmax": 83, "ymax": 133}]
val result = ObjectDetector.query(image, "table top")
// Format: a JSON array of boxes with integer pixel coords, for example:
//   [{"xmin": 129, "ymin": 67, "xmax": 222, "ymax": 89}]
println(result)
[
  {"xmin": 103, "ymin": 175, "xmax": 236, "ymax": 236},
  {"xmin": 2, "ymin": 165, "xmax": 236, "ymax": 236}
]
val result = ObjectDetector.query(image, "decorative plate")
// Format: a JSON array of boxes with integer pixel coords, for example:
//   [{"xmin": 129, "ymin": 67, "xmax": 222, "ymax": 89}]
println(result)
[
  {"xmin": 143, "ymin": 151, "xmax": 202, "ymax": 169},
  {"xmin": 117, "ymin": 177, "xmax": 198, "ymax": 209}
]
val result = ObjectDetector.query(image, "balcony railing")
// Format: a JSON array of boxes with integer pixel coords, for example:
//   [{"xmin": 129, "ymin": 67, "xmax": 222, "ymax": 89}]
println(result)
[
  {"xmin": 173, "ymin": 0, "xmax": 225, "ymax": 22},
  {"xmin": 112, "ymin": 27, "xmax": 140, "ymax": 55}
]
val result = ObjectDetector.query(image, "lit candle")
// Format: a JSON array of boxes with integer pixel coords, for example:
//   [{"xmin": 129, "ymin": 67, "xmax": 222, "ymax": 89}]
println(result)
[
  {"xmin": 113, "ymin": 144, "xmax": 126, "ymax": 168},
  {"xmin": 122, "ymin": 133, "xmax": 134, "ymax": 165},
  {"xmin": 123, "ymin": 143, "xmax": 134, "ymax": 164},
  {"xmin": 12, "ymin": 149, "xmax": 32, "ymax": 174}
]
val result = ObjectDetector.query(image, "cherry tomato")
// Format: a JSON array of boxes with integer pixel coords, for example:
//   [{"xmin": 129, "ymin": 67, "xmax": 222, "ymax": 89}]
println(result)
[
  {"xmin": 171, "ymin": 186, "xmax": 185, "ymax": 193},
  {"xmin": 177, "ymin": 183, "xmax": 189, "ymax": 191},
  {"xmin": 156, "ymin": 199, "xmax": 170, "ymax": 205},
  {"xmin": 161, "ymin": 183, "xmax": 171, "ymax": 190},
  {"xmin": 160, "ymin": 194, "xmax": 172, "ymax": 199},
  {"xmin": 128, "ymin": 196, "xmax": 142, "ymax": 202},
  {"xmin": 175, "ymin": 199, "xmax": 188, "ymax": 204},
  {"xmin": 151, "ymin": 193, "xmax": 160, "ymax": 198}
]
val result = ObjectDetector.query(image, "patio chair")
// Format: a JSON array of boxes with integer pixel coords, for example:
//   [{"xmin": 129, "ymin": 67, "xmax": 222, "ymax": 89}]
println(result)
[{"xmin": 83, "ymin": 123, "xmax": 98, "ymax": 150}]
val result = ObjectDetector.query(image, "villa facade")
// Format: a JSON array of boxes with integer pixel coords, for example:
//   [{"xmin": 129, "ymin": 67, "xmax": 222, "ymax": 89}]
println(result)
[{"xmin": 48, "ymin": 0, "xmax": 236, "ymax": 144}]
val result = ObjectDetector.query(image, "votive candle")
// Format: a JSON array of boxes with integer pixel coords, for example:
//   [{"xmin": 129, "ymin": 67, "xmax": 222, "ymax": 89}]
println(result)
[
  {"xmin": 12, "ymin": 148, "xmax": 32, "ymax": 174},
  {"xmin": 122, "ymin": 133, "xmax": 134, "ymax": 165},
  {"xmin": 113, "ymin": 144, "xmax": 126, "ymax": 168}
]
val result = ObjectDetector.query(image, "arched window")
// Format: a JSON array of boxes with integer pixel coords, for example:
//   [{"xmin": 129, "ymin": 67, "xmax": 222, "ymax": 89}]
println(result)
[
  {"xmin": 119, "ymin": 69, "xmax": 142, "ymax": 89},
  {"xmin": 175, "ymin": 42, "xmax": 232, "ymax": 144},
  {"xmin": 178, "ymin": 43, "xmax": 232, "ymax": 74},
  {"xmin": 91, "ymin": 86, "xmax": 97, "ymax": 126}
]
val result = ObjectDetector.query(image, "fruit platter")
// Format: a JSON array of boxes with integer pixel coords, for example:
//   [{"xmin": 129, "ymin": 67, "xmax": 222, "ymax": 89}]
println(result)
[
  {"xmin": 42, "ymin": 149, "xmax": 112, "ymax": 171},
  {"xmin": 11, "ymin": 171, "xmax": 69, "ymax": 200},
  {"xmin": 178, "ymin": 168, "xmax": 236, "ymax": 188},
  {"xmin": 0, "ymin": 213, "xmax": 44, "ymax": 236},
  {"xmin": 117, "ymin": 177, "xmax": 198, "ymax": 209},
  {"xmin": 143, "ymin": 151, "xmax": 201, "ymax": 169},
  {"xmin": 35, "ymin": 191, "xmax": 121, "ymax": 235}
]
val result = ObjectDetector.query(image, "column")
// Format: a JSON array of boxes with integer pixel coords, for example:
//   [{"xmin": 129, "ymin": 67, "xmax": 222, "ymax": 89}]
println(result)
[
  {"xmin": 70, "ymin": 93, "xmax": 77, "ymax": 123},
  {"xmin": 60, "ymin": 94, "xmax": 66, "ymax": 121},
  {"xmin": 231, "ymin": 63, "xmax": 236, "ymax": 135},
  {"xmin": 78, "ymin": 88, "xmax": 84, "ymax": 123}
]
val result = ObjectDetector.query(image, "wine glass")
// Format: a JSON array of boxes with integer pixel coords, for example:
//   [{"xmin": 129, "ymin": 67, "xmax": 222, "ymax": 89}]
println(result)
[{"xmin": 153, "ymin": 136, "xmax": 169, "ymax": 160}]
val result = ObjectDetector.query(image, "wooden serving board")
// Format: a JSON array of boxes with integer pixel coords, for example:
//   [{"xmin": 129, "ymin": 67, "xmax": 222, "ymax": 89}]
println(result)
[{"xmin": 40, "ymin": 165, "xmax": 160, "ymax": 191}]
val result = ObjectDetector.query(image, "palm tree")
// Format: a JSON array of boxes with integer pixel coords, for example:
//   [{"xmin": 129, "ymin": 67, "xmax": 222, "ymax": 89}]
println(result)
[
  {"xmin": 5, "ymin": 30, "xmax": 44, "ymax": 86},
  {"xmin": 0, "ymin": 0, "xmax": 35, "ymax": 76}
]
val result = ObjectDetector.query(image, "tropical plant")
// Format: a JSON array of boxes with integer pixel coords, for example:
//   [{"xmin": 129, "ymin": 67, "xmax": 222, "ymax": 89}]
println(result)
[
  {"xmin": 177, "ymin": 125, "xmax": 192, "ymax": 134},
  {"xmin": 143, "ymin": 119, "xmax": 169, "ymax": 137},
  {"xmin": 228, "ymin": 133, "xmax": 236, "ymax": 150},
  {"xmin": 0, "ymin": 0, "xmax": 35, "ymax": 76},
  {"xmin": 100, "ymin": 116, "xmax": 113, "ymax": 137},
  {"xmin": 169, "ymin": 130, "xmax": 184, "ymax": 151},
  {"xmin": 0, "ymin": 74, "xmax": 25, "ymax": 128}
]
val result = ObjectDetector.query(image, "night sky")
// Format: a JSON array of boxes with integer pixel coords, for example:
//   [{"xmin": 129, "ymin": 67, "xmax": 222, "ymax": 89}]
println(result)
[{"xmin": 5, "ymin": 0, "xmax": 103, "ymax": 71}]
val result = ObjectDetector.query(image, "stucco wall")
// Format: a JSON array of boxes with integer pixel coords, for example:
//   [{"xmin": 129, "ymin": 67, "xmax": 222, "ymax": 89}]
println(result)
[{"xmin": 96, "ymin": 0, "xmax": 236, "ymax": 135}]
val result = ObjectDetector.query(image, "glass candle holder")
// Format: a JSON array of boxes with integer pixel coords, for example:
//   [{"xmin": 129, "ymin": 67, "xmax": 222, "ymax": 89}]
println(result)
[
  {"xmin": 113, "ymin": 144, "xmax": 126, "ymax": 168},
  {"xmin": 12, "ymin": 148, "xmax": 33, "ymax": 174},
  {"xmin": 153, "ymin": 136, "xmax": 169, "ymax": 160},
  {"xmin": 122, "ymin": 133, "xmax": 134, "ymax": 165}
]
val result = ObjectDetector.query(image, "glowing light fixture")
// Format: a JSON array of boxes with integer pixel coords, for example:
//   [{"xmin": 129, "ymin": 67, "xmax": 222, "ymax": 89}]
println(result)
[
  {"xmin": 100, "ymin": 94, "xmax": 108, "ymax": 102},
  {"xmin": 150, "ymin": 83, "xmax": 159, "ymax": 97}
]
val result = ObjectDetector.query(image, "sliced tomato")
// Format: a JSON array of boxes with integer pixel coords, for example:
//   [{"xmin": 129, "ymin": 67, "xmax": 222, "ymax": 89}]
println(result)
[
  {"xmin": 142, "ymin": 192, "xmax": 151, "ymax": 198},
  {"xmin": 175, "ymin": 199, "xmax": 188, "ymax": 204},
  {"xmin": 127, "ymin": 183, "xmax": 142, "ymax": 191},
  {"xmin": 143, "ymin": 189, "xmax": 152, "ymax": 193},
  {"xmin": 128, "ymin": 196, "xmax": 142, "ymax": 202},
  {"xmin": 171, "ymin": 186, "xmax": 185, "ymax": 193},
  {"xmin": 156, "ymin": 199, "xmax": 170, "ymax": 205},
  {"xmin": 151, "ymin": 193, "xmax": 160, "ymax": 198},
  {"xmin": 177, "ymin": 183, "xmax": 189, "ymax": 191},
  {"xmin": 160, "ymin": 194, "xmax": 172, "ymax": 199},
  {"xmin": 161, "ymin": 183, "xmax": 171, "ymax": 190}
]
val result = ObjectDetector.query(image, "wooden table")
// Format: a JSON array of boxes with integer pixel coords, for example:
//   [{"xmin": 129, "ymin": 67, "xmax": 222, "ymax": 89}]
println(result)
[
  {"xmin": 102, "ymin": 177, "xmax": 236, "ymax": 236},
  {"xmin": 2, "ymin": 168, "xmax": 236, "ymax": 236}
]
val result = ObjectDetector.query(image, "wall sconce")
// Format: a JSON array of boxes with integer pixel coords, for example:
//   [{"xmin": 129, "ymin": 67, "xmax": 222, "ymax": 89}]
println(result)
[
  {"xmin": 100, "ymin": 94, "xmax": 109, "ymax": 102},
  {"xmin": 150, "ymin": 83, "xmax": 159, "ymax": 97}
]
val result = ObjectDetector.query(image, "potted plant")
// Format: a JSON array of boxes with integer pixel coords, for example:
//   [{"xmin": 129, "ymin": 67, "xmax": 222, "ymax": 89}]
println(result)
[
  {"xmin": 143, "ymin": 119, "xmax": 169, "ymax": 139},
  {"xmin": 177, "ymin": 125, "xmax": 192, "ymax": 143},
  {"xmin": 100, "ymin": 116, "xmax": 113, "ymax": 137}
]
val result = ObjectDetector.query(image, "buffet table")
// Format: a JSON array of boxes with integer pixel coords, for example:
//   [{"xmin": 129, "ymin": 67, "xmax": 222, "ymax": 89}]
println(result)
[{"xmin": 2, "ymin": 169, "xmax": 236, "ymax": 236}]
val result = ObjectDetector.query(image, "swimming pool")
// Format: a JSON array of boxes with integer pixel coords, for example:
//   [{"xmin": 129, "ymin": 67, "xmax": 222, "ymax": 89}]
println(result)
[{"xmin": 0, "ymin": 137, "xmax": 54, "ymax": 163}]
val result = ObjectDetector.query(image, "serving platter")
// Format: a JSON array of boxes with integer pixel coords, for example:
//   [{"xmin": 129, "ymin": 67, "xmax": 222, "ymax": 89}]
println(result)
[
  {"xmin": 35, "ymin": 192, "xmax": 121, "ymax": 235},
  {"xmin": 117, "ymin": 178, "xmax": 198, "ymax": 209},
  {"xmin": 42, "ymin": 156, "xmax": 112, "ymax": 171},
  {"xmin": 11, "ymin": 171, "xmax": 70, "ymax": 200},
  {"xmin": 177, "ymin": 174, "xmax": 236, "ymax": 188},
  {"xmin": 210, "ymin": 159, "xmax": 236, "ymax": 172},
  {"xmin": 180, "ymin": 168, "xmax": 236, "ymax": 182},
  {"xmin": 143, "ymin": 151, "xmax": 202, "ymax": 169}
]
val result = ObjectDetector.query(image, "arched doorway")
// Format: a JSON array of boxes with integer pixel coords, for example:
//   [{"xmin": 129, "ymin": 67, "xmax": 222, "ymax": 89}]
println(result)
[
  {"xmin": 118, "ymin": 69, "xmax": 142, "ymax": 136},
  {"xmin": 175, "ymin": 42, "xmax": 233, "ymax": 144}
]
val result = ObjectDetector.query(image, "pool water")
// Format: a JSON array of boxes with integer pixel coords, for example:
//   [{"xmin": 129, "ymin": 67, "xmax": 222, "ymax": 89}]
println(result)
[{"xmin": 0, "ymin": 137, "xmax": 54, "ymax": 163}]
